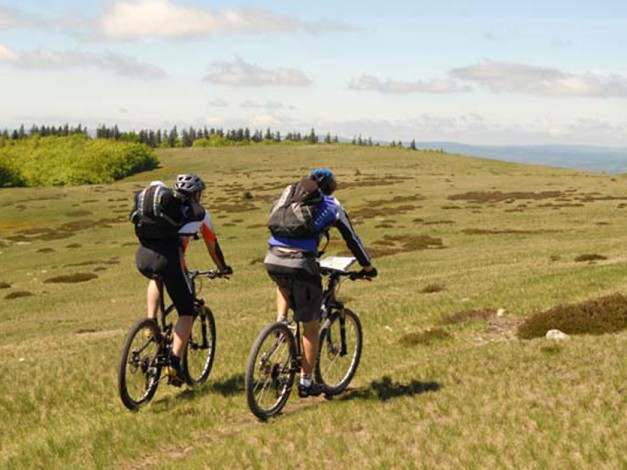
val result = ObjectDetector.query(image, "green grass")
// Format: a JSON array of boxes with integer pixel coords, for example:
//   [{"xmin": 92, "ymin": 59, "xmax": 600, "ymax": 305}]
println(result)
[{"xmin": 1, "ymin": 145, "xmax": 626, "ymax": 468}]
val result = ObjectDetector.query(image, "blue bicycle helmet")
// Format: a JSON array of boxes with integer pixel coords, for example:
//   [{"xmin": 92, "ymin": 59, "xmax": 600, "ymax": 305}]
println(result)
[{"xmin": 309, "ymin": 168, "xmax": 337, "ymax": 195}]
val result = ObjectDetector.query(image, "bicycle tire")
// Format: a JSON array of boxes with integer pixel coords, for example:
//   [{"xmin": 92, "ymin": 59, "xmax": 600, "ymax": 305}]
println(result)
[
  {"xmin": 183, "ymin": 305, "xmax": 217, "ymax": 385},
  {"xmin": 315, "ymin": 308, "xmax": 363, "ymax": 396},
  {"xmin": 245, "ymin": 322, "xmax": 297, "ymax": 420},
  {"xmin": 118, "ymin": 318, "xmax": 162, "ymax": 411}
]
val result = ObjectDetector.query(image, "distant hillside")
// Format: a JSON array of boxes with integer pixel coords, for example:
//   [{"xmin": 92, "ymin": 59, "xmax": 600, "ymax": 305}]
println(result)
[{"xmin": 417, "ymin": 142, "xmax": 627, "ymax": 174}]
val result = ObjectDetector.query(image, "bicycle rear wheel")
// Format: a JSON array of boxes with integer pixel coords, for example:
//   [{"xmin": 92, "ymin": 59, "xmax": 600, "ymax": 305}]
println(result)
[
  {"xmin": 245, "ymin": 322, "xmax": 297, "ymax": 420},
  {"xmin": 184, "ymin": 305, "xmax": 216, "ymax": 385},
  {"xmin": 315, "ymin": 308, "xmax": 363, "ymax": 396},
  {"xmin": 118, "ymin": 318, "xmax": 162, "ymax": 411}
]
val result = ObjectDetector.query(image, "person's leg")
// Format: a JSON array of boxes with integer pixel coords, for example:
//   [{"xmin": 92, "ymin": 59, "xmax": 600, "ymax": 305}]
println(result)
[
  {"xmin": 163, "ymin": 247, "xmax": 196, "ymax": 382},
  {"xmin": 147, "ymin": 280, "xmax": 160, "ymax": 320},
  {"xmin": 172, "ymin": 315, "xmax": 194, "ymax": 357},
  {"xmin": 291, "ymin": 275, "xmax": 324, "ymax": 396},
  {"xmin": 276, "ymin": 286, "xmax": 289, "ymax": 322},
  {"xmin": 301, "ymin": 318, "xmax": 319, "ymax": 376}
]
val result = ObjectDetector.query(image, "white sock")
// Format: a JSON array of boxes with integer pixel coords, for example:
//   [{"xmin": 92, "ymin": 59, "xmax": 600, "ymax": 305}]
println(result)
[{"xmin": 300, "ymin": 374, "xmax": 312, "ymax": 387}]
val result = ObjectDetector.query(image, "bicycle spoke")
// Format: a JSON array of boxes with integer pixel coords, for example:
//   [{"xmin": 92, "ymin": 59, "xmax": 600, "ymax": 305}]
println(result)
[
  {"xmin": 246, "ymin": 323, "xmax": 296, "ymax": 420},
  {"xmin": 184, "ymin": 308, "xmax": 216, "ymax": 385},
  {"xmin": 118, "ymin": 319, "xmax": 163, "ymax": 410},
  {"xmin": 315, "ymin": 309, "xmax": 362, "ymax": 395}
]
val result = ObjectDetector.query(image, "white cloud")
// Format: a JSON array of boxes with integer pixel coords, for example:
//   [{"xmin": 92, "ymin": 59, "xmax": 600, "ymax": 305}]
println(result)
[
  {"xmin": 240, "ymin": 100, "xmax": 285, "ymax": 110},
  {"xmin": 0, "ymin": 44, "xmax": 19, "ymax": 62},
  {"xmin": 348, "ymin": 74, "xmax": 471, "ymax": 94},
  {"xmin": 451, "ymin": 60, "xmax": 627, "ymax": 97},
  {"xmin": 0, "ymin": 7, "xmax": 20, "ymax": 29},
  {"xmin": 249, "ymin": 113, "xmax": 285, "ymax": 128},
  {"xmin": 208, "ymin": 98, "xmax": 229, "ymax": 107},
  {"xmin": 567, "ymin": 118, "xmax": 625, "ymax": 135},
  {"xmin": 0, "ymin": 44, "xmax": 167, "ymax": 79},
  {"xmin": 98, "ymin": 0, "xmax": 354, "ymax": 40},
  {"xmin": 203, "ymin": 57, "xmax": 310, "ymax": 87}
]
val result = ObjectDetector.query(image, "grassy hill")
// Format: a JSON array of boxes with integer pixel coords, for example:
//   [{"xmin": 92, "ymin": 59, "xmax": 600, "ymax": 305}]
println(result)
[{"xmin": 1, "ymin": 145, "xmax": 625, "ymax": 468}]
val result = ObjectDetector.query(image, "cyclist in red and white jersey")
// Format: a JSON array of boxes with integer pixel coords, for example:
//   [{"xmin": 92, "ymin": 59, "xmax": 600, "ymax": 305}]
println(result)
[{"xmin": 135, "ymin": 174, "xmax": 232, "ymax": 385}]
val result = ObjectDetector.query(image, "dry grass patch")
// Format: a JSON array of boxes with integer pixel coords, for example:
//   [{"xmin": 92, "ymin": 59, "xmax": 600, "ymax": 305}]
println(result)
[
  {"xmin": 5, "ymin": 291, "xmax": 34, "ymax": 299},
  {"xmin": 352, "ymin": 205, "xmax": 421, "ymax": 220},
  {"xmin": 401, "ymin": 327, "xmax": 451, "ymax": 345},
  {"xmin": 462, "ymin": 228, "xmax": 558, "ymax": 235},
  {"xmin": 64, "ymin": 259, "xmax": 120, "ymax": 267},
  {"xmin": 0, "ymin": 282, "xmax": 11, "ymax": 289},
  {"xmin": 44, "ymin": 273, "xmax": 98, "ymax": 283},
  {"xmin": 368, "ymin": 234, "xmax": 444, "ymax": 257},
  {"xmin": 423, "ymin": 220, "xmax": 454, "ymax": 225},
  {"xmin": 213, "ymin": 202, "xmax": 258, "ymax": 213},
  {"xmin": 441, "ymin": 308, "xmax": 496, "ymax": 324},
  {"xmin": 517, "ymin": 293, "xmax": 627, "ymax": 339},
  {"xmin": 340, "ymin": 175, "xmax": 412, "ymax": 190},
  {"xmin": 420, "ymin": 284, "xmax": 445, "ymax": 293},
  {"xmin": 65, "ymin": 210, "xmax": 93, "ymax": 217},
  {"xmin": 574, "ymin": 254, "xmax": 607, "ymax": 262},
  {"xmin": 448, "ymin": 190, "xmax": 564, "ymax": 203}
]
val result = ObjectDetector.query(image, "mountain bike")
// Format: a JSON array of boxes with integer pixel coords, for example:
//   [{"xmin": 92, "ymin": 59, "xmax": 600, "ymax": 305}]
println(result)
[
  {"xmin": 118, "ymin": 269, "xmax": 228, "ymax": 411},
  {"xmin": 245, "ymin": 257, "xmax": 365, "ymax": 420}
]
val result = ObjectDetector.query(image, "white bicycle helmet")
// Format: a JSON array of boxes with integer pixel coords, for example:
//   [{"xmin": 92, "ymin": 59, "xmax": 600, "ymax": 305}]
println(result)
[{"xmin": 174, "ymin": 173, "xmax": 206, "ymax": 195}]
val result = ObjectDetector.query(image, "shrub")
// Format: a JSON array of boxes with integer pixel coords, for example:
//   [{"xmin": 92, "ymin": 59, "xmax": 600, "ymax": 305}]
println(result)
[
  {"xmin": 517, "ymin": 293, "xmax": 627, "ymax": 339},
  {"xmin": 0, "ymin": 159, "xmax": 25, "ymax": 187},
  {"xmin": 0, "ymin": 135, "xmax": 158, "ymax": 187}
]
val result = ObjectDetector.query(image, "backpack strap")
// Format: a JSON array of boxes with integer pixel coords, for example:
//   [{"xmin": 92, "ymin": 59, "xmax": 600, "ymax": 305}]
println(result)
[{"xmin": 152, "ymin": 185, "xmax": 179, "ymax": 226}]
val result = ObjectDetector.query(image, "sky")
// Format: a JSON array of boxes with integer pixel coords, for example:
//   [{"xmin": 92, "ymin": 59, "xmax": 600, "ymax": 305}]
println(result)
[{"xmin": 1, "ymin": 0, "xmax": 627, "ymax": 146}]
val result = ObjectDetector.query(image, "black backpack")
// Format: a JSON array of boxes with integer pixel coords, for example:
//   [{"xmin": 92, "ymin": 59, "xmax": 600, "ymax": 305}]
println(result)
[
  {"xmin": 130, "ymin": 184, "xmax": 185, "ymax": 242},
  {"xmin": 268, "ymin": 178, "xmax": 322, "ymax": 238}
]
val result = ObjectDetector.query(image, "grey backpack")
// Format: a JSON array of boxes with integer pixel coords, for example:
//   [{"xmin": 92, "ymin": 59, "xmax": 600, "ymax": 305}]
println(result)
[{"xmin": 268, "ymin": 178, "xmax": 322, "ymax": 238}]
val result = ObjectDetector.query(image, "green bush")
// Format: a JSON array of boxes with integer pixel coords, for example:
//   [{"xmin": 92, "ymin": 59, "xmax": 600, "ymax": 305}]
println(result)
[
  {"xmin": 0, "ymin": 135, "xmax": 158, "ymax": 187},
  {"xmin": 0, "ymin": 159, "xmax": 25, "ymax": 187},
  {"xmin": 518, "ymin": 293, "xmax": 627, "ymax": 339}
]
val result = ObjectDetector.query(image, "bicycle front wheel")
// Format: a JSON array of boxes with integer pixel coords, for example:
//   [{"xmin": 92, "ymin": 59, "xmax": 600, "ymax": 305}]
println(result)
[
  {"xmin": 245, "ymin": 322, "xmax": 297, "ymax": 420},
  {"xmin": 184, "ymin": 305, "xmax": 217, "ymax": 385},
  {"xmin": 315, "ymin": 308, "xmax": 363, "ymax": 396},
  {"xmin": 118, "ymin": 318, "xmax": 162, "ymax": 411}
]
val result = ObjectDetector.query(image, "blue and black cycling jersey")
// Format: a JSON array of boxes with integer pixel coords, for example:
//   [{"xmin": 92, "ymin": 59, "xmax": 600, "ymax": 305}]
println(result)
[{"xmin": 268, "ymin": 194, "xmax": 372, "ymax": 267}]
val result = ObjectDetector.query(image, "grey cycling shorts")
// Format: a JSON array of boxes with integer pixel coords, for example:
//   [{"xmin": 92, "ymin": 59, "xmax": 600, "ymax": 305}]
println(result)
[{"xmin": 264, "ymin": 247, "xmax": 322, "ymax": 323}]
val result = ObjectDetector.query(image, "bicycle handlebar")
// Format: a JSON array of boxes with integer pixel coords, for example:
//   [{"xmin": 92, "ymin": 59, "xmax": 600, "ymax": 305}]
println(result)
[{"xmin": 189, "ymin": 269, "xmax": 231, "ymax": 280}]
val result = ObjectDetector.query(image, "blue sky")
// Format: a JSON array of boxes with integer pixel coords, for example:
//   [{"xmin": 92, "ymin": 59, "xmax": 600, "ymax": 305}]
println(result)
[{"xmin": 1, "ymin": 0, "xmax": 626, "ymax": 145}]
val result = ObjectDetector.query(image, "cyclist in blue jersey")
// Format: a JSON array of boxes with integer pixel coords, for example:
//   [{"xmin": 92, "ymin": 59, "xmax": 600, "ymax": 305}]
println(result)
[{"xmin": 264, "ymin": 168, "xmax": 377, "ymax": 397}]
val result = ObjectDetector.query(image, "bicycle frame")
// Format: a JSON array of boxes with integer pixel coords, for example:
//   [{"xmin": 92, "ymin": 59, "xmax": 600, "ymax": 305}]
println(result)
[
  {"xmin": 284, "ymin": 270, "xmax": 353, "ymax": 373},
  {"xmin": 320, "ymin": 271, "xmax": 351, "ymax": 356},
  {"xmin": 151, "ymin": 270, "xmax": 218, "ymax": 367}
]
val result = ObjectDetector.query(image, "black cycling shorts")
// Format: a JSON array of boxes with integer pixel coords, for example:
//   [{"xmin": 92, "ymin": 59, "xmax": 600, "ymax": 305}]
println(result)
[
  {"xmin": 135, "ymin": 242, "xmax": 195, "ymax": 316},
  {"xmin": 264, "ymin": 247, "xmax": 322, "ymax": 323}
]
